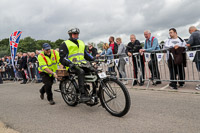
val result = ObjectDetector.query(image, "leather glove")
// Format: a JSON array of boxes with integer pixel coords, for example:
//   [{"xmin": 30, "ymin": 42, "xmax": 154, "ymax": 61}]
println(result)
[
  {"xmin": 94, "ymin": 59, "xmax": 99, "ymax": 62},
  {"xmin": 68, "ymin": 63, "xmax": 75, "ymax": 70}
]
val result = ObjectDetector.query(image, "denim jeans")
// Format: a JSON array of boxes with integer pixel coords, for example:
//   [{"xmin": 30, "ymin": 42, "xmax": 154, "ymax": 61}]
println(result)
[{"xmin": 35, "ymin": 66, "xmax": 41, "ymax": 81}]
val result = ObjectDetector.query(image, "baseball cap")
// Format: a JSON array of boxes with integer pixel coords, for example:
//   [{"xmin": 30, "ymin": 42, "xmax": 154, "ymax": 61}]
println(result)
[{"xmin": 43, "ymin": 43, "xmax": 51, "ymax": 50}]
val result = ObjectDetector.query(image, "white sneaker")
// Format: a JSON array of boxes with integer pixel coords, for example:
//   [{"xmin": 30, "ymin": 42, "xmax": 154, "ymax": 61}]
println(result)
[
  {"xmin": 195, "ymin": 85, "xmax": 200, "ymax": 90},
  {"xmin": 179, "ymin": 84, "xmax": 185, "ymax": 88},
  {"xmin": 123, "ymin": 81, "xmax": 128, "ymax": 85}
]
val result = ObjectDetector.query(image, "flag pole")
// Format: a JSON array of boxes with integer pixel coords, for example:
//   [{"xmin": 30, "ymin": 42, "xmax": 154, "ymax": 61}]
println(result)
[{"xmin": 9, "ymin": 31, "xmax": 22, "ymax": 81}]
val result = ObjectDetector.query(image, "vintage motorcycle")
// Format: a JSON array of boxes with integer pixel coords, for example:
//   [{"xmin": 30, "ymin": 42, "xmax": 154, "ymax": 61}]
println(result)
[{"xmin": 58, "ymin": 59, "xmax": 131, "ymax": 117}]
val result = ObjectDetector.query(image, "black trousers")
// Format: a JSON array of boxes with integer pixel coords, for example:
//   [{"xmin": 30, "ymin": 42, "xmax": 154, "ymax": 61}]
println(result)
[
  {"xmin": 168, "ymin": 61, "xmax": 185, "ymax": 87},
  {"xmin": 70, "ymin": 66, "xmax": 93, "ymax": 94},
  {"xmin": 194, "ymin": 51, "xmax": 200, "ymax": 71},
  {"xmin": 40, "ymin": 72, "xmax": 54, "ymax": 101},
  {"xmin": 0, "ymin": 74, "xmax": 3, "ymax": 84},
  {"xmin": 132, "ymin": 55, "xmax": 145, "ymax": 79},
  {"xmin": 148, "ymin": 54, "xmax": 160, "ymax": 79},
  {"xmin": 1, "ymin": 72, "xmax": 6, "ymax": 78},
  {"xmin": 21, "ymin": 70, "xmax": 27, "ymax": 82}
]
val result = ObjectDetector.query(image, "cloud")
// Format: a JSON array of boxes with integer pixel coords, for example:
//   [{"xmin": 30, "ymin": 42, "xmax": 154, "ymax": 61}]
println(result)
[{"xmin": 0, "ymin": 0, "xmax": 199, "ymax": 45}]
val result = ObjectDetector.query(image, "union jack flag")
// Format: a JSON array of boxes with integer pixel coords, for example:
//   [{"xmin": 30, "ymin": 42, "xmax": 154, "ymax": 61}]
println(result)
[
  {"xmin": 10, "ymin": 31, "xmax": 22, "ymax": 57},
  {"xmin": 10, "ymin": 31, "xmax": 22, "ymax": 77}
]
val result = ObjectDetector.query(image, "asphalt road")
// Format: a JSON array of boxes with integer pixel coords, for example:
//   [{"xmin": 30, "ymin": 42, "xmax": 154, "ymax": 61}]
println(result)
[{"xmin": 0, "ymin": 82, "xmax": 200, "ymax": 133}]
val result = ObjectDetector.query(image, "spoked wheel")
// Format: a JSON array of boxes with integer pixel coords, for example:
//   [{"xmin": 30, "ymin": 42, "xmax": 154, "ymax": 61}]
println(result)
[
  {"xmin": 60, "ymin": 80, "xmax": 78, "ymax": 106},
  {"xmin": 99, "ymin": 78, "xmax": 131, "ymax": 117}
]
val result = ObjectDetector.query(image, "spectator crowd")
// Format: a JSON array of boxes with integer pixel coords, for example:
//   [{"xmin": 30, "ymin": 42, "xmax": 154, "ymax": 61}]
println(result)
[
  {"xmin": 0, "ymin": 50, "xmax": 43, "ymax": 84},
  {"xmin": 0, "ymin": 26, "xmax": 200, "ymax": 90}
]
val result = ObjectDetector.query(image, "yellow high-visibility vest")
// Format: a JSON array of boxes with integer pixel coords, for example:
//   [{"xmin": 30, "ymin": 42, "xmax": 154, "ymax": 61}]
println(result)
[
  {"xmin": 64, "ymin": 40, "xmax": 86, "ymax": 70},
  {"xmin": 38, "ymin": 49, "xmax": 60, "ymax": 76}
]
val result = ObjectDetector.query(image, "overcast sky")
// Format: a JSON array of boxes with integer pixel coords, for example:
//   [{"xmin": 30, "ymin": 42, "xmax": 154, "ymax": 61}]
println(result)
[{"xmin": 0, "ymin": 0, "xmax": 200, "ymax": 45}]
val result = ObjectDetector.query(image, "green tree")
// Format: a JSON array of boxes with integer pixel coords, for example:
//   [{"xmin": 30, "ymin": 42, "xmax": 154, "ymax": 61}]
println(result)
[
  {"xmin": 0, "ymin": 38, "xmax": 9, "ymax": 46},
  {"xmin": 0, "ymin": 38, "xmax": 10, "ymax": 57},
  {"xmin": 35, "ymin": 40, "xmax": 46, "ymax": 50},
  {"xmin": 97, "ymin": 41, "xmax": 104, "ymax": 50},
  {"xmin": 53, "ymin": 39, "xmax": 64, "ymax": 49},
  {"xmin": 18, "ymin": 37, "xmax": 36, "ymax": 52},
  {"xmin": 140, "ymin": 42, "xmax": 145, "ymax": 48},
  {"xmin": 35, "ymin": 40, "xmax": 52, "ymax": 50},
  {"xmin": 0, "ymin": 37, "xmax": 66, "ymax": 57}
]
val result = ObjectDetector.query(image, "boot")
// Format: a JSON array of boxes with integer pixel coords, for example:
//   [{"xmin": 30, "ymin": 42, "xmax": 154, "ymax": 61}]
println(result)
[
  {"xmin": 20, "ymin": 80, "xmax": 26, "ymax": 84},
  {"xmin": 80, "ymin": 94, "xmax": 90, "ymax": 102},
  {"xmin": 49, "ymin": 100, "xmax": 55, "ymax": 105},
  {"xmin": 79, "ymin": 87, "xmax": 90, "ymax": 102},
  {"xmin": 132, "ymin": 80, "xmax": 137, "ymax": 86}
]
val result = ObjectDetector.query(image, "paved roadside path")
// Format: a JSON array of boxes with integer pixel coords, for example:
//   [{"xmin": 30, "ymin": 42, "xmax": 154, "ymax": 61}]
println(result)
[{"xmin": 0, "ymin": 82, "xmax": 200, "ymax": 133}]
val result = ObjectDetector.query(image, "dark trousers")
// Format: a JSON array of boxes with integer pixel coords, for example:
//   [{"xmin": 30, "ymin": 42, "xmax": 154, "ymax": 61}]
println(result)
[
  {"xmin": 10, "ymin": 66, "xmax": 15, "ymax": 79},
  {"xmin": 21, "ymin": 70, "xmax": 27, "ymax": 83},
  {"xmin": 40, "ymin": 72, "xmax": 54, "ymax": 101},
  {"xmin": 0, "ymin": 74, "xmax": 3, "ymax": 84},
  {"xmin": 132, "ymin": 55, "xmax": 145, "ymax": 79},
  {"xmin": 70, "ymin": 66, "xmax": 92, "ymax": 94},
  {"xmin": 195, "ymin": 51, "xmax": 200, "ymax": 72},
  {"xmin": 195, "ymin": 61, "xmax": 200, "ymax": 72},
  {"xmin": 108, "ymin": 66, "xmax": 115, "ymax": 72},
  {"xmin": 1, "ymin": 72, "xmax": 6, "ymax": 78},
  {"xmin": 148, "ymin": 54, "xmax": 160, "ymax": 79},
  {"xmin": 6, "ymin": 68, "xmax": 11, "ymax": 79},
  {"xmin": 168, "ymin": 61, "xmax": 185, "ymax": 87}
]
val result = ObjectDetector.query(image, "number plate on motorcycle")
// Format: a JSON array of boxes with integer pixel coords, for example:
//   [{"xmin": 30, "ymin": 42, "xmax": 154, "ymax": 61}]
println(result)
[{"xmin": 98, "ymin": 72, "xmax": 107, "ymax": 78}]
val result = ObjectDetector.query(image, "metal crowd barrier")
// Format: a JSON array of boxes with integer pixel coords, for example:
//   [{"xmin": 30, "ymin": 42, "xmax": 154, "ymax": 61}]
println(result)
[
  {"xmin": 97, "ymin": 46, "xmax": 200, "ymax": 89},
  {"xmin": 97, "ymin": 53, "xmax": 143, "ymax": 82},
  {"xmin": 27, "ymin": 62, "xmax": 42, "ymax": 82},
  {"xmin": 2, "ymin": 46, "xmax": 200, "ymax": 89},
  {"xmin": 143, "ymin": 49, "xmax": 200, "ymax": 80},
  {"xmin": 0, "ymin": 65, "xmax": 15, "ymax": 81},
  {"xmin": 0, "ymin": 62, "xmax": 42, "ymax": 83}
]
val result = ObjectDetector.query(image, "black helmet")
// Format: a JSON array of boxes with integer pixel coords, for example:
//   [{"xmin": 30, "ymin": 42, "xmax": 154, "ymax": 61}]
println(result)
[{"xmin": 68, "ymin": 28, "xmax": 80, "ymax": 34}]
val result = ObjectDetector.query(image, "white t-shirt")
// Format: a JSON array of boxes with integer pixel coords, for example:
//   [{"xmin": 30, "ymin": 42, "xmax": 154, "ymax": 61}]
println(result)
[{"xmin": 164, "ymin": 38, "xmax": 186, "ymax": 48}]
